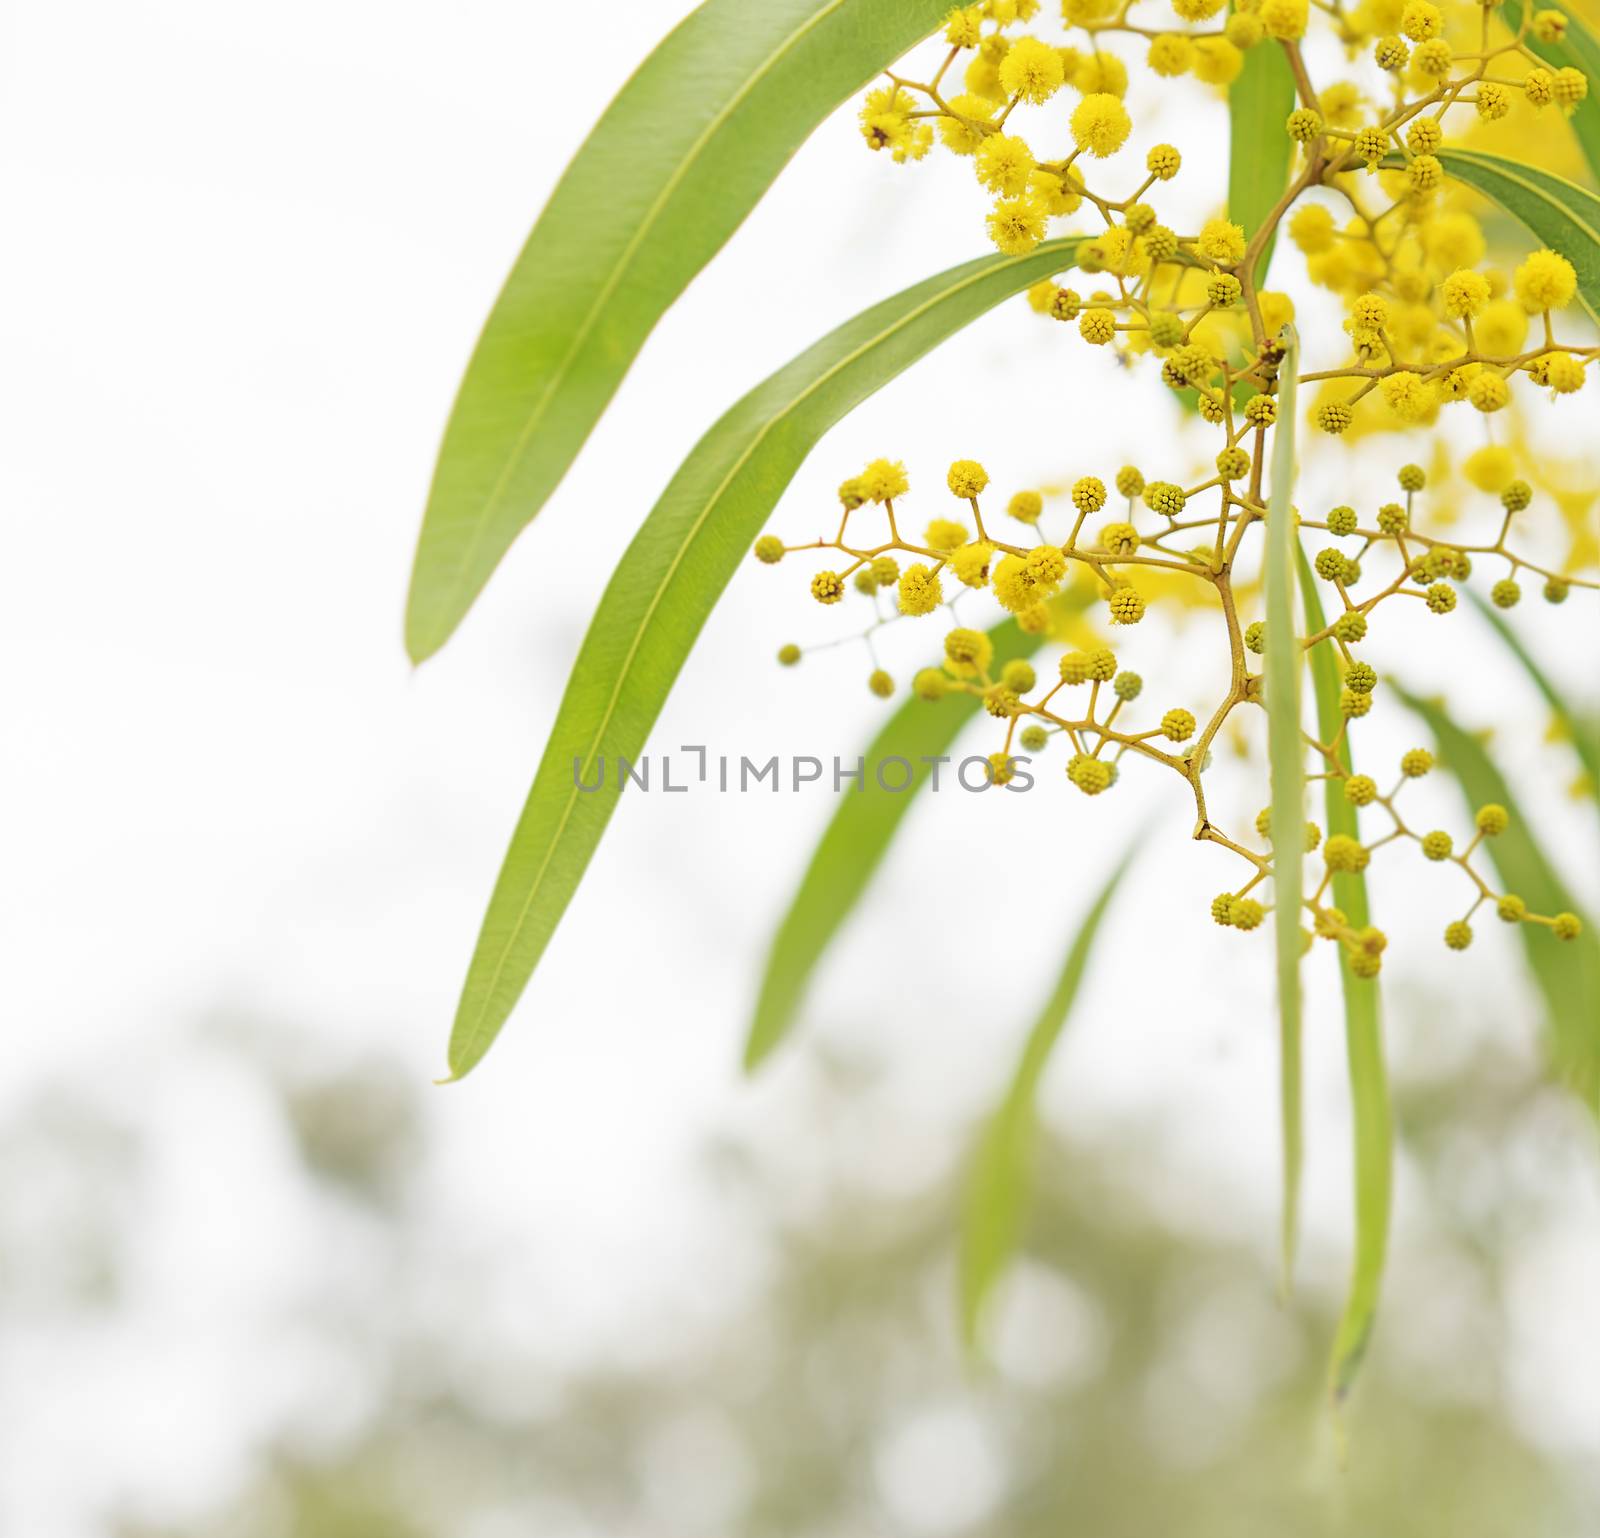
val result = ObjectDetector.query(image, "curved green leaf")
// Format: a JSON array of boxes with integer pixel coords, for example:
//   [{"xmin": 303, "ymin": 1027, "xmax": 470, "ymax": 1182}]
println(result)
[
  {"xmin": 1421, "ymin": 150, "xmax": 1600, "ymax": 324},
  {"xmin": 1468, "ymin": 588, "xmax": 1600, "ymax": 797},
  {"xmin": 1501, "ymin": 0, "xmax": 1600, "ymax": 184},
  {"xmin": 443, "ymin": 237, "xmax": 1087, "ymax": 1080},
  {"xmin": 959, "ymin": 846, "xmax": 1140, "ymax": 1350},
  {"xmin": 1394, "ymin": 685, "xmax": 1600, "ymax": 1114},
  {"xmin": 746, "ymin": 612, "xmax": 1073, "ymax": 1073},
  {"xmin": 406, "ymin": 0, "xmax": 951, "ymax": 663},
  {"xmin": 1299, "ymin": 551, "xmax": 1391, "ymax": 1412},
  {"xmin": 1264, "ymin": 327, "xmax": 1304, "ymax": 1290},
  {"xmin": 1228, "ymin": 39, "xmax": 1297, "ymax": 282}
]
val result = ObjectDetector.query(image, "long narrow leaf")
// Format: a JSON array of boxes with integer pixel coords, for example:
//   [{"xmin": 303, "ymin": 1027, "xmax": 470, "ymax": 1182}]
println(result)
[
  {"xmin": 1411, "ymin": 151, "xmax": 1600, "ymax": 324},
  {"xmin": 1468, "ymin": 588, "xmax": 1600, "ymax": 797},
  {"xmin": 1228, "ymin": 40, "xmax": 1297, "ymax": 282},
  {"xmin": 1264, "ymin": 327, "xmax": 1304, "ymax": 1289},
  {"xmin": 443, "ymin": 238, "xmax": 1087, "ymax": 1079},
  {"xmin": 1297, "ymin": 551, "xmax": 1391, "ymax": 1410},
  {"xmin": 1394, "ymin": 686, "xmax": 1600, "ymax": 1113},
  {"xmin": 958, "ymin": 846, "xmax": 1140, "ymax": 1349},
  {"xmin": 406, "ymin": 0, "xmax": 951, "ymax": 662},
  {"xmin": 1501, "ymin": 0, "xmax": 1600, "ymax": 183},
  {"xmin": 747, "ymin": 610, "xmax": 1079, "ymax": 1072}
]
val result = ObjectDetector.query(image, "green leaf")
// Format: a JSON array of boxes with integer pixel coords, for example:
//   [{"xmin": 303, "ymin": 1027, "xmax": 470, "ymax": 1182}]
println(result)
[
  {"xmin": 746, "ymin": 612, "xmax": 1075, "ymax": 1073},
  {"xmin": 1500, "ymin": 0, "xmax": 1600, "ymax": 185},
  {"xmin": 1420, "ymin": 150, "xmax": 1600, "ymax": 325},
  {"xmin": 1394, "ymin": 686, "xmax": 1600, "ymax": 1114},
  {"xmin": 1297, "ymin": 550, "xmax": 1391, "ymax": 1412},
  {"xmin": 1263, "ymin": 327, "xmax": 1305, "ymax": 1290},
  {"xmin": 405, "ymin": 0, "xmax": 952, "ymax": 663},
  {"xmin": 1228, "ymin": 40, "xmax": 1298, "ymax": 282},
  {"xmin": 958, "ymin": 846, "xmax": 1141, "ymax": 1350},
  {"xmin": 1468, "ymin": 588, "xmax": 1600, "ymax": 798},
  {"xmin": 443, "ymin": 237, "xmax": 1087, "ymax": 1080}
]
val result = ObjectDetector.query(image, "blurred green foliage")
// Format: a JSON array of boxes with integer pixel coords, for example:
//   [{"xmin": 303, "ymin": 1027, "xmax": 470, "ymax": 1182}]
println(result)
[{"xmin": 3, "ymin": 1022, "xmax": 1591, "ymax": 1538}]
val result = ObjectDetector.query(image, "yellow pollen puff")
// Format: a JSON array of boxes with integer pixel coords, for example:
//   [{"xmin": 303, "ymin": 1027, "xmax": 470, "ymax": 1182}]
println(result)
[
  {"xmin": 943, "ymin": 4, "xmax": 983, "ymax": 47},
  {"xmin": 1476, "ymin": 300, "xmax": 1528, "ymax": 354},
  {"xmin": 1197, "ymin": 217, "xmax": 1247, "ymax": 268},
  {"xmin": 1423, "ymin": 212, "xmax": 1485, "ymax": 270},
  {"xmin": 1031, "ymin": 168, "xmax": 1083, "ymax": 217},
  {"xmin": 1544, "ymin": 353, "xmax": 1586, "ymax": 393},
  {"xmin": 1513, "ymin": 249, "xmax": 1577, "ymax": 312},
  {"xmin": 1008, "ymin": 489, "xmax": 1044, "ymax": 522},
  {"xmin": 1025, "ymin": 543, "xmax": 1067, "ymax": 587},
  {"xmin": 1468, "ymin": 372, "xmax": 1509, "ymax": 413},
  {"xmin": 975, "ymin": 134, "xmax": 1035, "ymax": 195},
  {"xmin": 998, "ymin": 35, "xmax": 1066, "ymax": 102},
  {"xmin": 987, "ymin": 195, "xmax": 1049, "ymax": 254},
  {"xmin": 1463, "ymin": 444, "xmax": 1516, "ymax": 492},
  {"xmin": 924, "ymin": 518, "xmax": 970, "ymax": 551},
  {"xmin": 1071, "ymin": 92, "xmax": 1132, "ymax": 157},
  {"xmin": 897, "ymin": 564, "xmax": 943, "ymax": 615},
  {"xmin": 1026, "ymin": 277, "xmax": 1059, "ymax": 313},
  {"xmin": 938, "ymin": 94, "xmax": 996, "ymax": 155},
  {"xmin": 1172, "ymin": 0, "xmax": 1226, "ymax": 16},
  {"xmin": 1225, "ymin": 11, "xmax": 1265, "ymax": 48},
  {"xmin": 1440, "ymin": 268, "xmax": 1490, "ymax": 318},
  {"xmin": 946, "ymin": 459, "xmax": 989, "ymax": 498},
  {"xmin": 950, "ymin": 541, "xmax": 996, "ymax": 587},
  {"xmin": 1381, "ymin": 371, "xmax": 1434, "ymax": 421},
  {"xmin": 1532, "ymin": 7, "xmax": 1568, "ymax": 41},
  {"xmin": 991, "ymin": 553, "xmax": 1041, "ymax": 612},
  {"xmin": 943, "ymin": 625, "xmax": 994, "ymax": 676},
  {"xmin": 1193, "ymin": 37, "xmax": 1244, "ymax": 84},
  {"xmin": 860, "ymin": 458, "xmax": 909, "ymax": 501},
  {"xmin": 1289, "ymin": 203, "xmax": 1336, "ymax": 255},
  {"xmin": 1400, "ymin": 0, "xmax": 1441, "ymax": 40},
  {"xmin": 1321, "ymin": 82, "xmax": 1364, "ymax": 129},
  {"xmin": 1073, "ymin": 51, "xmax": 1129, "ymax": 97},
  {"xmin": 1147, "ymin": 33, "xmax": 1193, "ymax": 76},
  {"xmin": 1260, "ymin": 0, "xmax": 1309, "ymax": 39}
]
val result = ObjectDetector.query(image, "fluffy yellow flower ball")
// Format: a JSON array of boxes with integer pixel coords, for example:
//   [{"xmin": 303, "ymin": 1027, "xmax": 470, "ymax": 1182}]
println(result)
[
  {"xmin": 1381, "ymin": 371, "xmax": 1434, "ymax": 420},
  {"xmin": 1476, "ymin": 299, "xmax": 1528, "ymax": 354},
  {"xmin": 998, "ymin": 35, "xmax": 1066, "ymax": 103},
  {"xmin": 975, "ymin": 134, "xmax": 1035, "ymax": 195},
  {"xmin": 1513, "ymin": 249, "xmax": 1577, "ymax": 312},
  {"xmin": 938, "ymin": 94, "xmax": 995, "ymax": 155},
  {"xmin": 1197, "ymin": 217, "xmax": 1247, "ymax": 268},
  {"xmin": 1148, "ymin": 34, "xmax": 1194, "ymax": 76},
  {"xmin": 1260, "ymin": 0, "xmax": 1309, "ymax": 39},
  {"xmin": 1440, "ymin": 269, "xmax": 1490, "ymax": 318},
  {"xmin": 1463, "ymin": 444, "xmax": 1516, "ymax": 491},
  {"xmin": 987, "ymin": 195, "xmax": 1048, "ymax": 254},
  {"xmin": 860, "ymin": 458, "xmax": 908, "ymax": 501},
  {"xmin": 1289, "ymin": 203, "xmax": 1336, "ymax": 255},
  {"xmin": 1193, "ymin": 37, "xmax": 1244, "ymax": 84},
  {"xmin": 1070, "ymin": 92, "xmax": 1132, "ymax": 157}
]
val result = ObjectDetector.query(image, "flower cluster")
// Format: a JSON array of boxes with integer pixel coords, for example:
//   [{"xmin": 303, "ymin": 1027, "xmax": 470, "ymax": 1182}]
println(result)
[
  {"xmin": 754, "ymin": 446, "xmax": 1591, "ymax": 966},
  {"xmin": 860, "ymin": 0, "xmax": 1593, "ymax": 433},
  {"xmin": 750, "ymin": 0, "xmax": 1595, "ymax": 977}
]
